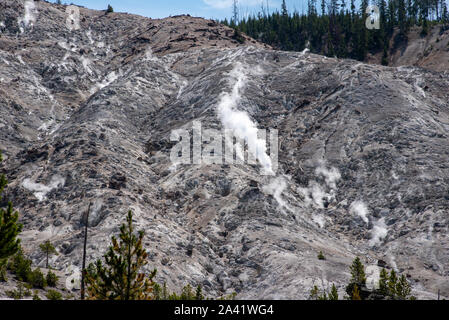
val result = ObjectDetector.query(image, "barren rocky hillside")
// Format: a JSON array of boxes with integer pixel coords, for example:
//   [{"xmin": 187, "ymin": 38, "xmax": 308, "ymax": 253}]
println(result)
[{"xmin": 0, "ymin": 0, "xmax": 448, "ymax": 299}]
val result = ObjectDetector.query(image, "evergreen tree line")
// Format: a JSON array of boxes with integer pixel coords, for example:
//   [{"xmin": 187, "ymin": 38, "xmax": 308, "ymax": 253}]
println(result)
[
  {"xmin": 223, "ymin": 0, "xmax": 449, "ymax": 63},
  {"xmin": 310, "ymin": 256, "xmax": 415, "ymax": 300}
]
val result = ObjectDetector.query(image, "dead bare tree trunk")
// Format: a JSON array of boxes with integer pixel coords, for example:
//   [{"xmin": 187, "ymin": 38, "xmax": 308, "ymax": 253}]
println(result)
[{"xmin": 80, "ymin": 202, "xmax": 91, "ymax": 300}]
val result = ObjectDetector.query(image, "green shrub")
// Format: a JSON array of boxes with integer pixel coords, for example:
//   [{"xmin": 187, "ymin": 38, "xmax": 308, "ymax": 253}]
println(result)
[
  {"xmin": 32, "ymin": 290, "xmax": 41, "ymax": 300},
  {"xmin": 232, "ymin": 28, "xmax": 245, "ymax": 44},
  {"xmin": 28, "ymin": 268, "xmax": 46, "ymax": 289},
  {"xmin": 154, "ymin": 283, "xmax": 208, "ymax": 300},
  {"xmin": 106, "ymin": 5, "xmax": 113, "ymax": 13},
  {"xmin": 6, "ymin": 289, "xmax": 22, "ymax": 299},
  {"xmin": 0, "ymin": 259, "xmax": 7, "ymax": 282},
  {"xmin": 317, "ymin": 251, "xmax": 326, "ymax": 260},
  {"xmin": 218, "ymin": 292, "xmax": 237, "ymax": 300},
  {"xmin": 46, "ymin": 270, "xmax": 59, "ymax": 287},
  {"xmin": 9, "ymin": 249, "xmax": 32, "ymax": 282},
  {"xmin": 65, "ymin": 293, "xmax": 75, "ymax": 300},
  {"xmin": 46, "ymin": 289, "xmax": 62, "ymax": 300},
  {"xmin": 5, "ymin": 282, "xmax": 30, "ymax": 299},
  {"xmin": 153, "ymin": 282, "xmax": 169, "ymax": 300}
]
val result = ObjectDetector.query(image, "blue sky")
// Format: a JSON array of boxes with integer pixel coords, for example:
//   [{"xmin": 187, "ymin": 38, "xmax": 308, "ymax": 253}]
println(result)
[{"xmin": 52, "ymin": 0, "xmax": 315, "ymax": 20}]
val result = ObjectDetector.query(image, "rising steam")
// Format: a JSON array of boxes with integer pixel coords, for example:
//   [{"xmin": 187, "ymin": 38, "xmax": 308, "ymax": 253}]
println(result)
[
  {"xmin": 22, "ymin": 175, "xmax": 65, "ymax": 201},
  {"xmin": 349, "ymin": 200, "xmax": 369, "ymax": 224},
  {"xmin": 217, "ymin": 63, "xmax": 274, "ymax": 175},
  {"xmin": 18, "ymin": 1, "xmax": 38, "ymax": 33},
  {"xmin": 370, "ymin": 218, "xmax": 388, "ymax": 246}
]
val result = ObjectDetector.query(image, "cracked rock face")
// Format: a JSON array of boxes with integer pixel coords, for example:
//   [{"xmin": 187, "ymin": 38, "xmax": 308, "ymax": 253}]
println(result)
[{"xmin": 1, "ymin": 0, "xmax": 448, "ymax": 299}]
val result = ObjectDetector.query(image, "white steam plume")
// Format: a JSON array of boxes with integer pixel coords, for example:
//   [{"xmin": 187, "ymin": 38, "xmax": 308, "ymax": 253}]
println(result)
[
  {"xmin": 349, "ymin": 200, "xmax": 369, "ymax": 224},
  {"xmin": 22, "ymin": 175, "xmax": 65, "ymax": 201},
  {"xmin": 315, "ymin": 165, "xmax": 341, "ymax": 189},
  {"xmin": 18, "ymin": 1, "xmax": 38, "ymax": 33},
  {"xmin": 370, "ymin": 218, "xmax": 388, "ymax": 246},
  {"xmin": 217, "ymin": 63, "xmax": 274, "ymax": 175},
  {"xmin": 263, "ymin": 176, "xmax": 293, "ymax": 212},
  {"xmin": 312, "ymin": 215, "xmax": 325, "ymax": 228}
]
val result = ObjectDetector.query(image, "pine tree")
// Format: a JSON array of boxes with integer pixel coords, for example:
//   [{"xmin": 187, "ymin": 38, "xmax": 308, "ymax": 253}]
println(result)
[
  {"xmin": 9, "ymin": 248, "xmax": 32, "ymax": 282},
  {"xmin": 309, "ymin": 285, "xmax": 319, "ymax": 300},
  {"xmin": 357, "ymin": 0, "xmax": 369, "ymax": 60},
  {"xmin": 153, "ymin": 281, "xmax": 169, "ymax": 300},
  {"xmin": 352, "ymin": 284, "xmax": 361, "ymax": 300},
  {"xmin": 420, "ymin": 1, "xmax": 430, "ymax": 36},
  {"xmin": 329, "ymin": 284, "xmax": 339, "ymax": 300},
  {"xmin": 195, "ymin": 285, "xmax": 204, "ymax": 300},
  {"xmin": 349, "ymin": 257, "xmax": 366, "ymax": 286},
  {"xmin": 398, "ymin": 0, "xmax": 408, "ymax": 35},
  {"xmin": 395, "ymin": 274, "xmax": 412, "ymax": 299},
  {"xmin": 345, "ymin": 257, "xmax": 366, "ymax": 299},
  {"xmin": 39, "ymin": 240, "xmax": 58, "ymax": 269},
  {"xmin": 387, "ymin": 269, "xmax": 398, "ymax": 297},
  {"xmin": 180, "ymin": 284, "xmax": 195, "ymax": 300},
  {"xmin": 442, "ymin": 0, "xmax": 448, "ymax": 24},
  {"xmin": 85, "ymin": 210, "xmax": 157, "ymax": 300},
  {"xmin": 81, "ymin": 202, "xmax": 91, "ymax": 300},
  {"xmin": 0, "ymin": 151, "xmax": 23, "ymax": 263},
  {"xmin": 378, "ymin": 268, "xmax": 389, "ymax": 295}
]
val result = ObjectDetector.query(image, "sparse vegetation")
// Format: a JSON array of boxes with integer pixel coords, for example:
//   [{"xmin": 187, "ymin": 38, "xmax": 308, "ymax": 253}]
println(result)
[
  {"xmin": 345, "ymin": 257, "xmax": 366, "ymax": 299},
  {"xmin": 46, "ymin": 270, "xmax": 59, "ymax": 287},
  {"xmin": 46, "ymin": 289, "xmax": 62, "ymax": 300},
  {"xmin": 5, "ymin": 282, "xmax": 31, "ymax": 300},
  {"xmin": 8, "ymin": 248, "xmax": 32, "ymax": 282},
  {"xmin": 232, "ymin": 28, "xmax": 245, "ymax": 44},
  {"xmin": 329, "ymin": 284, "xmax": 339, "ymax": 300},
  {"xmin": 107, "ymin": 5, "xmax": 114, "ymax": 13},
  {"xmin": 85, "ymin": 210, "xmax": 157, "ymax": 300},
  {"xmin": 0, "ymin": 259, "xmax": 7, "ymax": 282},
  {"xmin": 39, "ymin": 240, "xmax": 58, "ymax": 269},
  {"xmin": 29, "ymin": 268, "xmax": 47, "ymax": 289},
  {"xmin": 32, "ymin": 290, "xmax": 41, "ymax": 300},
  {"xmin": 317, "ymin": 251, "xmax": 326, "ymax": 260},
  {"xmin": 310, "ymin": 256, "xmax": 416, "ymax": 300},
  {"xmin": 0, "ymin": 150, "xmax": 23, "ymax": 282},
  {"xmin": 309, "ymin": 283, "xmax": 339, "ymax": 300}
]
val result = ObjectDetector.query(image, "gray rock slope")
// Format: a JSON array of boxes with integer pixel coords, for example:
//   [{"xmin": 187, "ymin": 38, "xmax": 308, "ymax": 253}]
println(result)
[{"xmin": 1, "ymin": 0, "xmax": 448, "ymax": 299}]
